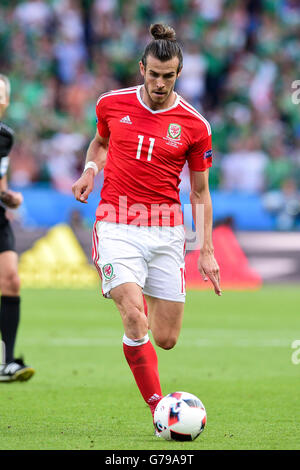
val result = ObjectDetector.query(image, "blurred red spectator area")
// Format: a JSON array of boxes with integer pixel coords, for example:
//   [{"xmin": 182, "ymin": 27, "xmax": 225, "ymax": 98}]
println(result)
[{"xmin": 185, "ymin": 225, "xmax": 262, "ymax": 290}]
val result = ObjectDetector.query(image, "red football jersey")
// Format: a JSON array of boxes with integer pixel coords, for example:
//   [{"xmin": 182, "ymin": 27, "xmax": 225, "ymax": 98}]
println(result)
[{"xmin": 95, "ymin": 85, "xmax": 212, "ymax": 226}]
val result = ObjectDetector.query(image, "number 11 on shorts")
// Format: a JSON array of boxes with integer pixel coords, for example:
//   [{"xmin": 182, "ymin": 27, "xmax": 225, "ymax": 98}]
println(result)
[{"xmin": 136, "ymin": 135, "xmax": 155, "ymax": 161}]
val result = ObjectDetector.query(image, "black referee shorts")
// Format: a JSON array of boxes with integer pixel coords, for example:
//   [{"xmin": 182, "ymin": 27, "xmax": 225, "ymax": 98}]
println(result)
[{"xmin": 0, "ymin": 207, "xmax": 15, "ymax": 253}]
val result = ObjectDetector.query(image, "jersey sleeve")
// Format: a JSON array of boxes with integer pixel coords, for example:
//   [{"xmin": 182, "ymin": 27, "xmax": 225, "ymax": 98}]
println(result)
[
  {"xmin": 95, "ymin": 96, "xmax": 110, "ymax": 138},
  {"xmin": 0, "ymin": 156, "xmax": 10, "ymax": 179},
  {"xmin": 186, "ymin": 128, "xmax": 213, "ymax": 172},
  {"xmin": 0, "ymin": 124, "xmax": 14, "ymax": 179}
]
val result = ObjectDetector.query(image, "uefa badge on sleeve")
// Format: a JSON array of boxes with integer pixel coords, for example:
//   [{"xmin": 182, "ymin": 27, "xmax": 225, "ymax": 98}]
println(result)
[
  {"xmin": 102, "ymin": 263, "xmax": 115, "ymax": 281},
  {"xmin": 203, "ymin": 149, "xmax": 213, "ymax": 160}
]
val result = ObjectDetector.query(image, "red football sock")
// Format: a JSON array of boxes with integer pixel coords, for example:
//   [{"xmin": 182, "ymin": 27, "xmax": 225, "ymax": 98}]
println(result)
[
  {"xmin": 142, "ymin": 295, "xmax": 148, "ymax": 317},
  {"xmin": 123, "ymin": 337, "xmax": 162, "ymax": 416}
]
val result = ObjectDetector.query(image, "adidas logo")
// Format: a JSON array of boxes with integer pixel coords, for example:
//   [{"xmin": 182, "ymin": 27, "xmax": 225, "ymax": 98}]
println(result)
[
  {"xmin": 120, "ymin": 115, "xmax": 132, "ymax": 124},
  {"xmin": 148, "ymin": 393, "xmax": 161, "ymax": 404}
]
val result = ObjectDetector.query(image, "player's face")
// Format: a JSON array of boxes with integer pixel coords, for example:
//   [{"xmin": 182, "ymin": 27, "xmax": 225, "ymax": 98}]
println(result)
[
  {"xmin": 139, "ymin": 55, "xmax": 182, "ymax": 110},
  {"xmin": 0, "ymin": 80, "xmax": 9, "ymax": 117}
]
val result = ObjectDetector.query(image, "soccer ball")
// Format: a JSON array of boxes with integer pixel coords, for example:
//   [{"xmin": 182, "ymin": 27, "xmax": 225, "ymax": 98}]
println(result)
[{"xmin": 154, "ymin": 391, "xmax": 207, "ymax": 441}]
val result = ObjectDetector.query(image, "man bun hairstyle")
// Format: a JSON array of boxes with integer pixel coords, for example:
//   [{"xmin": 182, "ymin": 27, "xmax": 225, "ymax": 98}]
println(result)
[
  {"xmin": 141, "ymin": 24, "xmax": 183, "ymax": 73},
  {"xmin": 150, "ymin": 24, "xmax": 177, "ymax": 41}
]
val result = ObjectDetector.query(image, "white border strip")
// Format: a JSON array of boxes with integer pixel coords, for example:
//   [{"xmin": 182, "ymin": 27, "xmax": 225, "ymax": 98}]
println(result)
[
  {"xmin": 179, "ymin": 101, "xmax": 211, "ymax": 136},
  {"xmin": 97, "ymin": 88, "xmax": 138, "ymax": 105},
  {"xmin": 136, "ymin": 85, "xmax": 180, "ymax": 114}
]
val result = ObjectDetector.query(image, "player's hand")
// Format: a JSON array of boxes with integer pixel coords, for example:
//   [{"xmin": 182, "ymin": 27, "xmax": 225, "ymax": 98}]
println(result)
[
  {"xmin": 72, "ymin": 169, "xmax": 94, "ymax": 204},
  {"xmin": 0, "ymin": 190, "xmax": 23, "ymax": 209},
  {"xmin": 198, "ymin": 251, "xmax": 222, "ymax": 296}
]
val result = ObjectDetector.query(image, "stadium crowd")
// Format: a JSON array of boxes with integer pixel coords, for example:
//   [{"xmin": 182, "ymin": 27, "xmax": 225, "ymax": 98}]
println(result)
[{"xmin": 1, "ymin": 0, "xmax": 300, "ymax": 229}]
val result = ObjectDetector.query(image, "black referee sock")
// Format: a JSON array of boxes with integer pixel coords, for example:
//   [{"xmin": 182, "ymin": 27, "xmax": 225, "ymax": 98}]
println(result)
[{"xmin": 0, "ymin": 295, "xmax": 20, "ymax": 364}]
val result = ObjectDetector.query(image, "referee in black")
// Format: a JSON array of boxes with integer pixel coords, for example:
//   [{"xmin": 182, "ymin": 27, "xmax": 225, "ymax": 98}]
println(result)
[{"xmin": 0, "ymin": 74, "xmax": 34, "ymax": 382}]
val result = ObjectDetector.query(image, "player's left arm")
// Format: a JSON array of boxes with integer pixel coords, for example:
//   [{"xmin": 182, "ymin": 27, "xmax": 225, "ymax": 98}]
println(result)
[{"xmin": 189, "ymin": 169, "xmax": 221, "ymax": 296}]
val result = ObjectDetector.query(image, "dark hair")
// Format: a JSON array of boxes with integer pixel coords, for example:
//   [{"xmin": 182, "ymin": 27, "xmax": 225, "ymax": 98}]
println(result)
[{"xmin": 141, "ymin": 24, "xmax": 183, "ymax": 73}]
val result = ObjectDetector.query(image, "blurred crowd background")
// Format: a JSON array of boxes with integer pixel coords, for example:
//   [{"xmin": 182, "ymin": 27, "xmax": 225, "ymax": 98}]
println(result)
[{"xmin": 1, "ymin": 0, "xmax": 300, "ymax": 230}]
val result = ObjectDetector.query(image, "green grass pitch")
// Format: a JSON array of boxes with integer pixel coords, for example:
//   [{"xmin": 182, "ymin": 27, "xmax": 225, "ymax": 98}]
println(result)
[{"xmin": 0, "ymin": 286, "xmax": 299, "ymax": 450}]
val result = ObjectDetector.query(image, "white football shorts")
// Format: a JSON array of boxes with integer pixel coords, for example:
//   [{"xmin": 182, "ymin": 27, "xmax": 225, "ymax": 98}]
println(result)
[{"xmin": 92, "ymin": 221, "xmax": 186, "ymax": 302}]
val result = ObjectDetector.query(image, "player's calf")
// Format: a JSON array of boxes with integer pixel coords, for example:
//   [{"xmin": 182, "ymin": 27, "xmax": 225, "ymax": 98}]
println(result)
[
  {"xmin": 146, "ymin": 297, "xmax": 184, "ymax": 350},
  {"xmin": 123, "ymin": 334, "xmax": 163, "ymax": 417}
]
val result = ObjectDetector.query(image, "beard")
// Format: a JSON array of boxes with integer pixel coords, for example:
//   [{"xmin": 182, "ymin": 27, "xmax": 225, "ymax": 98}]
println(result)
[{"xmin": 144, "ymin": 81, "xmax": 173, "ymax": 106}]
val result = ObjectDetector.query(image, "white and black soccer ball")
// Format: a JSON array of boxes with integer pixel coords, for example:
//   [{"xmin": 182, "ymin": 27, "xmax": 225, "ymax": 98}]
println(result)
[{"xmin": 154, "ymin": 391, "xmax": 207, "ymax": 441}]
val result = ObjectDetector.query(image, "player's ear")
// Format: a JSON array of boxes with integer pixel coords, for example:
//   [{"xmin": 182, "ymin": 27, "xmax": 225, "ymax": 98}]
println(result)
[
  {"xmin": 139, "ymin": 60, "xmax": 146, "ymax": 77},
  {"xmin": 177, "ymin": 66, "xmax": 183, "ymax": 79}
]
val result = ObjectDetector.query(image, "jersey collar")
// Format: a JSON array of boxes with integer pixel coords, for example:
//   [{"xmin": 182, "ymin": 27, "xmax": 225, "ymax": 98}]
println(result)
[{"xmin": 136, "ymin": 85, "xmax": 180, "ymax": 114}]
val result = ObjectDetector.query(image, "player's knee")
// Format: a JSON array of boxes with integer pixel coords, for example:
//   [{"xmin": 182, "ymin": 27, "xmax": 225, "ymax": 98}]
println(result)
[
  {"xmin": 1, "ymin": 270, "xmax": 20, "ymax": 295},
  {"xmin": 155, "ymin": 335, "xmax": 177, "ymax": 350},
  {"xmin": 123, "ymin": 304, "xmax": 146, "ymax": 329},
  {"xmin": 116, "ymin": 296, "xmax": 146, "ymax": 329}
]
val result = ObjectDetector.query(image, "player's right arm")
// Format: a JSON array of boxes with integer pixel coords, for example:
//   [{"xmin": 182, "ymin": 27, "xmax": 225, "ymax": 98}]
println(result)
[{"xmin": 72, "ymin": 130, "xmax": 109, "ymax": 204}]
